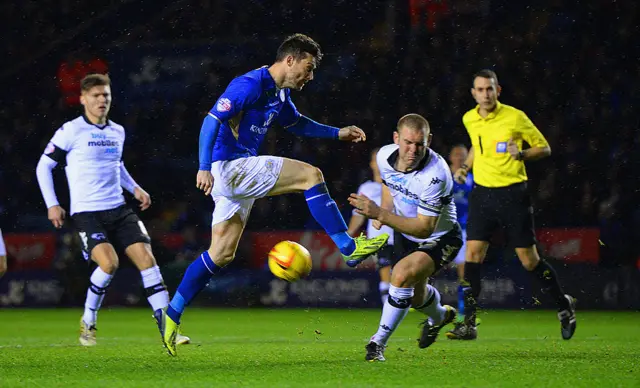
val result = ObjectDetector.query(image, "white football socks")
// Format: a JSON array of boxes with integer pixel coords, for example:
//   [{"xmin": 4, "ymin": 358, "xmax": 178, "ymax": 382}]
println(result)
[
  {"xmin": 370, "ymin": 285, "xmax": 414, "ymax": 346},
  {"xmin": 83, "ymin": 267, "xmax": 113, "ymax": 326},
  {"xmin": 141, "ymin": 265, "xmax": 170, "ymax": 311},
  {"xmin": 415, "ymin": 284, "xmax": 447, "ymax": 324}
]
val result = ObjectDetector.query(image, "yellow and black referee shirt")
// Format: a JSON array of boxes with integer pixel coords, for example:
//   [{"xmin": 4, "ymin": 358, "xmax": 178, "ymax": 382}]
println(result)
[{"xmin": 462, "ymin": 101, "xmax": 549, "ymax": 188}]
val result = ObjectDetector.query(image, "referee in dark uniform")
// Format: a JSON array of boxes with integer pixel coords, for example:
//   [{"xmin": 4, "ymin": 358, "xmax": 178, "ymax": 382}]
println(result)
[{"xmin": 446, "ymin": 69, "xmax": 577, "ymax": 341}]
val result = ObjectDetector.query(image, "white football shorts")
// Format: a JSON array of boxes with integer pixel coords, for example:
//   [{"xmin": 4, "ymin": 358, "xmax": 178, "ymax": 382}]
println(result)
[{"xmin": 210, "ymin": 156, "xmax": 284, "ymax": 226}]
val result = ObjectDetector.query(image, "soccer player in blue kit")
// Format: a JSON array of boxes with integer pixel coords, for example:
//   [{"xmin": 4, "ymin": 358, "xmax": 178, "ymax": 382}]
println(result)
[{"xmin": 157, "ymin": 34, "xmax": 389, "ymax": 356}]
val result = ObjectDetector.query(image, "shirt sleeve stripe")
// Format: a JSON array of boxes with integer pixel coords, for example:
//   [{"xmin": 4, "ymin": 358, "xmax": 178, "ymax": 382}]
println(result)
[
  {"xmin": 418, "ymin": 203, "xmax": 441, "ymax": 214},
  {"xmin": 208, "ymin": 112, "xmax": 222, "ymax": 123},
  {"xmin": 283, "ymin": 116, "xmax": 301, "ymax": 129}
]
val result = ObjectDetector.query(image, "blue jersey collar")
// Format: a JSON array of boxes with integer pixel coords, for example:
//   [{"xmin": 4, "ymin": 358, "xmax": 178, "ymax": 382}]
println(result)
[{"xmin": 260, "ymin": 66, "xmax": 278, "ymax": 94}]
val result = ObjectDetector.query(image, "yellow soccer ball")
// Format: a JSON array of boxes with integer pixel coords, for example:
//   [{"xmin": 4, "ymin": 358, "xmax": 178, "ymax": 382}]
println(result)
[{"xmin": 268, "ymin": 241, "xmax": 312, "ymax": 282}]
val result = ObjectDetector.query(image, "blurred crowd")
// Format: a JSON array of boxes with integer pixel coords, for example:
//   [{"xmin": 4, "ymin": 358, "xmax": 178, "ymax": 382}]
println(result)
[{"xmin": 1, "ymin": 0, "xmax": 638, "ymax": 266}]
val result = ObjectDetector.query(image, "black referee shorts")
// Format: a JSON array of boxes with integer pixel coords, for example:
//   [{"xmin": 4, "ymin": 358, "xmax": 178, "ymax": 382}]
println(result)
[
  {"xmin": 72, "ymin": 205, "xmax": 151, "ymax": 261},
  {"xmin": 467, "ymin": 182, "xmax": 536, "ymax": 248}
]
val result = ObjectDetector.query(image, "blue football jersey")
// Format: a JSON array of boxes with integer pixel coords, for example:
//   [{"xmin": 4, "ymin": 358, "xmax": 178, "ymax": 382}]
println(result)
[
  {"xmin": 452, "ymin": 171, "xmax": 473, "ymax": 228},
  {"xmin": 208, "ymin": 66, "xmax": 300, "ymax": 162}
]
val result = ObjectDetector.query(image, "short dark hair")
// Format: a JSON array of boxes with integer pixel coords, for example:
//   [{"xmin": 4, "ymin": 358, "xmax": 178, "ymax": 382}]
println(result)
[
  {"xmin": 472, "ymin": 69, "xmax": 498, "ymax": 87},
  {"xmin": 275, "ymin": 34, "xmax": 323, "ymax": 63},
  {"xmin": 397, "ymin": 113, "xmax": 430, "ymax": 134},
  {"xmin": 81, "ymin": 73, "xmax": 110, "ymax": 92}
]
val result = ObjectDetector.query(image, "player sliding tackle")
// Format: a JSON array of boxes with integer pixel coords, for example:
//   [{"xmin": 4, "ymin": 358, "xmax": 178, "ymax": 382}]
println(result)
[
  {"xmin": 157, "ymin": 34, "xmax": 389, "ymax": 356},
  {"xmin": 348, "ymin": 114, "xmax": 461, "ymax": 361}
]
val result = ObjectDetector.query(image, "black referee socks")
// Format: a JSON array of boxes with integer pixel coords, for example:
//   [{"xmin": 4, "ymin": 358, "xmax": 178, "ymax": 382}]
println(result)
[
  {"xmin": 531, "ymin": 259, "xmax": 570, "ymax": 311},
  {"xmin": 463, "ymin": 262, "xmax": 482, "ymax": 326}
]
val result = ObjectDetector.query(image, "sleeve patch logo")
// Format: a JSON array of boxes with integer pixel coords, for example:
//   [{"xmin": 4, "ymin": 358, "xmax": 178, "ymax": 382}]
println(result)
[
  {"xmin": 45, "ymin": 142, "xmax": 55, "ymax": 154},
  {"xmin": 216, "ymin": 98, "xmax": 232, "ymax": 112}
]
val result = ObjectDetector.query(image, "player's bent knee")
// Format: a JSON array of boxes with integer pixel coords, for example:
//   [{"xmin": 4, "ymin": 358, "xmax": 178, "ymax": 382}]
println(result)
[
  {"xmin": 126, "ymin": 243, "xmax": 157, "ymax": 270},
  {"xmin": 309, "ymin": 166, "xmax": 324, "ymax": 185},
  {"xmin": 133, "ymin": 252, "xmax": 157, "ymax": 270},
  {"xmin": 390, "ymin": 267, "xmax": 417, "ymax": 288},
  {"xmin": 300, "ymin": 165, "xmax": 324, "ymax": 189},
  {"xmin": 99, "ymin": 258, "xmax": 119, "ymax": 274},
  {"xmin": 516, "ymin": 246, "xmax": 540, "ymax": 271},
  {"xmin": 466, "ymin": 249, "xmax": 485, "ymax": 263},
  {"xmin": 92, "ymin": 244, "xmax": 119, "ymax": 274}
]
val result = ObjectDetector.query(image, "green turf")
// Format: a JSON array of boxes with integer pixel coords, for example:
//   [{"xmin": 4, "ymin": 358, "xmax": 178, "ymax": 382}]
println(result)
[{"xmin": 0, "ymin": 308, "xmax": 638, "ymax": 387}]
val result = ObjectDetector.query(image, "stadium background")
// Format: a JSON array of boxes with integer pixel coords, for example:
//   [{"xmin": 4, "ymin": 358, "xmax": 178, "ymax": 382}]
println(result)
[{"xmin": 0, "ymin": 0, "xmax": 638, "ymax": 311}]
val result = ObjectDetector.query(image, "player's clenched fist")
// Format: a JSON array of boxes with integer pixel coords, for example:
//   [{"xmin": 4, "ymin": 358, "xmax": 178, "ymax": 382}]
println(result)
[
  {"xmin": 338, "ymin": 126, "xmax": 366, "ymax": 143},
  {"xmin": 196, "ymin": 170, "xmax": 214, "ymax": 196}
]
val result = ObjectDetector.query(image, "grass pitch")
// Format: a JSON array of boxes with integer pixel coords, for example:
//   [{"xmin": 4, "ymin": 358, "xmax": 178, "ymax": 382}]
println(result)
[{"xmin": 0, "ymin": 308, "xmax": 638, "ymax": 387}]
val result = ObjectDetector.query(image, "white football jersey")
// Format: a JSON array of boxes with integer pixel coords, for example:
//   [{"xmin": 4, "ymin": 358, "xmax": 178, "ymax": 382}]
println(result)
[
  {"xmin": 43, "ymin": 116, "xmax": 127, "ymax": 215},
  {"xmin": 353, "ymin": 180, "xmax": 394, "ymax": 245},
  {"xmin": 377, "ymin": 144, "xmax": 458, "ymax": 243}
]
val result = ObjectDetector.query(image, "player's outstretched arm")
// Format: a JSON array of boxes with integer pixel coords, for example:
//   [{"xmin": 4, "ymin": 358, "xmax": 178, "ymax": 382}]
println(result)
[
  {"xmin": 36, "ymin": 155, "xmax": 66, "ymax": 228},
  {"xmin": 283, "ymin": 115, "xmax": 365, "ymax": 143},
  {"xmin": 284, "ymin": 116, "xmax": 339, "ymax": 139},
  {"xmin": 337, "ymin": 126, "xmax": 366, "ymax": 142},
  {"xmin": 349, "ymin": 193, "xmax": 437, "ymax": 239}
]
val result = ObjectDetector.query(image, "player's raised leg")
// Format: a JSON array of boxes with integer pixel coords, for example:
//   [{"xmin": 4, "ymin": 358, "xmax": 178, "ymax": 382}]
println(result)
[
  {"xmin": 80, "ymin": 242, "xmax": 119, "ymax": 347},
  {"xmin": 268, "ymin": 158, "xmax": 389, "ymax": 262},
  {"xmin": 516, "ymin": 245, "xmax": 576, "ymax": 340}
]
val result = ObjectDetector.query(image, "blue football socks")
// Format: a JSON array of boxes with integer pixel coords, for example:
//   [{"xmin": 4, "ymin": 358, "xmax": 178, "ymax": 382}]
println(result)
[
  {"xmin": 304, "ymin": 183, "xmax": 356, "ymax": 256},
  {"xmin": 167, "ymin": 251, "xmax": 220, "ymax": 323}
]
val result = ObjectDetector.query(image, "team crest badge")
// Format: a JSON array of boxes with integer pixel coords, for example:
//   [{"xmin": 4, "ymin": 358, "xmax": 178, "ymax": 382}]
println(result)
[{"xmin": 216, "ymin": 98, "xmax": 232, "ymax": 112}]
